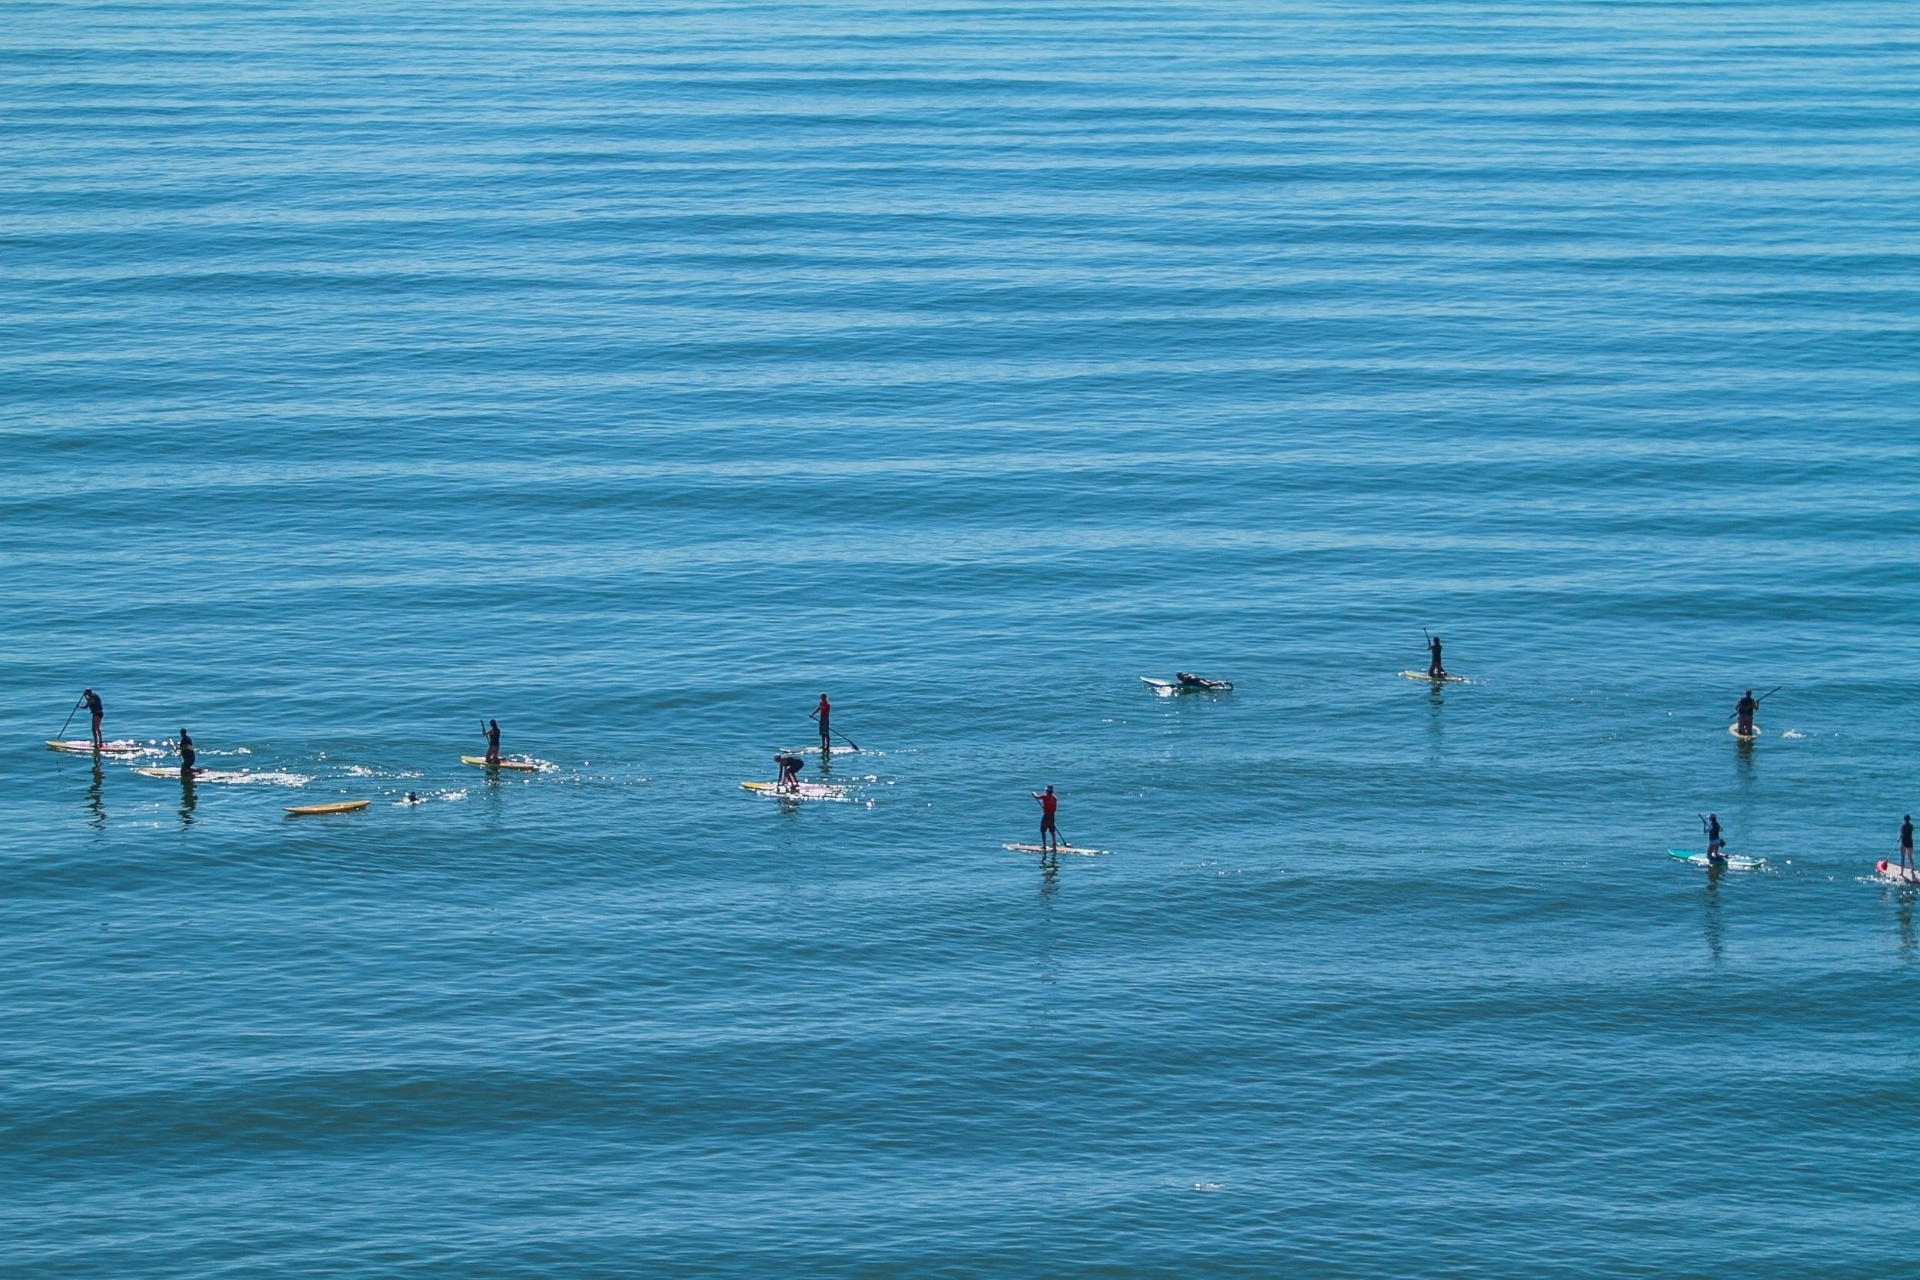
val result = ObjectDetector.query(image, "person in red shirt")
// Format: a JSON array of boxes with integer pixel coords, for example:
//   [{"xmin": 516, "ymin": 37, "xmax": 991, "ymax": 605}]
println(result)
[
  {"xmin": 811, "ymin": 693, "xmax": 831, "ymax": 752},
  {"xmin": 1032, "ymin": 785, "xmax": 1060, "ymax": 852}
]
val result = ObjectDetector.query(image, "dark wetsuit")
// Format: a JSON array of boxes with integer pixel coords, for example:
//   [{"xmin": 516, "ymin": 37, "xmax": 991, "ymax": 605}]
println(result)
[
  {"xmin": 776, "ymin": 754, "xmax": 804, "ymax": 791},
  {"xmin": 1734, "ymin": 695, "xmax": 1757, "ymax": 735},
  {"xmin": 84, "ymin": 690, "xmax": 104, "ymax": 746},
  {"xmin": 1705, "ymin": 816, "xmax": 1724, "ymax": 862},
  {"xmin": 1902, "ymin": 817, "xmax": 1914, "ymax": 871},
  {"xmin": 179, "ymin": 732, "xmax": 196, "ymax": 780},
  {"xmin": 485, "ymin": 722, "xmax": 501, "ymax": 765},
  {"xmin": 1428, "ymin": 639, "xmax": 1444, "ymax": 678}
]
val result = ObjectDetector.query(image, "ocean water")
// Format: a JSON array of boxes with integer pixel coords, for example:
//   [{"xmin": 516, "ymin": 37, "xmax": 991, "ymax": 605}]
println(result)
[{"xmin": 5, "ymin": 0, "xmax": 1920, "ymax": 1273}]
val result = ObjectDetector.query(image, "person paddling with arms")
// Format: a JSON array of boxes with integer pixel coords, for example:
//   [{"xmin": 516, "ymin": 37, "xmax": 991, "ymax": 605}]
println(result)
[{"xmin": 1032, "ymin": 785, "xmax": 1061, "ymax": 853}]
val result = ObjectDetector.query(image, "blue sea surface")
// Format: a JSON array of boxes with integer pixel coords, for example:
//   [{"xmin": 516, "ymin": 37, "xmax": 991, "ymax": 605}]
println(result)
[{"xmin": 5, "ymin": 1, "xmax": 1920, "ymax": 1273}]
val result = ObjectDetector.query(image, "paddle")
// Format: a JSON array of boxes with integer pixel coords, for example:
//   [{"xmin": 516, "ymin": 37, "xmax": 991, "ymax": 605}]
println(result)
[
  {"xmin": 810, "ymin": 708, "xmax": 858, "ymax": 752},
  {"xmin": 55, "ymin": 695, "xmax": 83, "ymax": 741}
]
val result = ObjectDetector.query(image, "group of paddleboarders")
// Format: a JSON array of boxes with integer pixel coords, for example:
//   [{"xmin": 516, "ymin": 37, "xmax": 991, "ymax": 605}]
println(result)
[
  {"xmin": 51, "ymin": 670, "xmax": 1916, "ymax": 879},
  {"xmin": 764, "ymin": 694, "xmax": 844, "ymax": 793}
]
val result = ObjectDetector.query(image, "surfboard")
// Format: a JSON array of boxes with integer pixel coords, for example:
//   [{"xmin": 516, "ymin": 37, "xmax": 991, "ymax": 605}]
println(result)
[
  {"xmin": 1004, "ymin": 843, "xmax": 1108, "ymax": 856},
  {"xmin": 1141, "ymin": 677, "xmax": 1233, "ymax": 694},
  {"xmin": 1400, "ymin": 670, "xmax": 1467, "ymax": 683},
  {"xmin": 285, "ymin": 800, "xmax": 370, "ymax": 816},
  {"xmin": 461, "ymin": 755, "xmax": 544, "ymax": 772},
  {"xmin": 1668, "ymin": 849, "xmax": 1761, "ymax": 871},
  {"xmin": 134, "ymin": 766, "xmax": 251, "ymax": 783},
  {"xmin": 741, "ymin": 780, "xmax": 847, "ymax": 799},
  {"xmin": 790, "ymin": 745, "xmax": 860, "ymax": 755},
  {"xmin": 1875, "ymin": 860, "xmax": 1920, "ymax": 885},
  {"xmin": 1728, "ymin": 724, "xmax": 1761, "ymax": 740},
  {"xmin": 46, "ymin": 739, "xmax": 144, "ymax": 755}
]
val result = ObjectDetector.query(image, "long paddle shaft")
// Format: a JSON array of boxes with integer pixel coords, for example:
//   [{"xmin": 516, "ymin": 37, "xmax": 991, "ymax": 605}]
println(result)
[
  {"xmin": 56, "ymin": 696, "xmax": 83, "ymax": 740},
  {"xmin": 811, "ymin": 711, "xmax": 858, "ymax": 753}
]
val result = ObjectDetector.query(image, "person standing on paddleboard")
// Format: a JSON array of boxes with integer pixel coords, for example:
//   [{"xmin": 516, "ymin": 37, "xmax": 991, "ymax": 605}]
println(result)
[
  {"xmin": 1427, "ymin": 635, "xmax": 1446, "ymax": 679},
  {"xmin": 811, "ymin": 694, "xmax": 831, "ymax": 753},
  {"xmin": 1703, "ymin": 813, "xmax": 1724, "ymax": 865},
  {"xmin": 775, "ymin": 753, "xmax": 804, "ymax": 793},
  {"xmin": 178, "ymin": 728, "xmax": 196, "ymax": 781},
  {"xmin": 1732, "ymin": 690, "xmax": 1758, "ymax": 737},
  {"xmin": 1902, "ymin": 815, "xmax": 1914, "ymax": 875},
  {"xmin": 483, "ymin": 719, "xmax": 501, "ymax": 766},
  {"xmin": 1033, "ymin": 785, "xmax": 1060, "ymax": 853},
  {"xmin": 82, "ymin": 688, "xmax": 104, "ymax": 748}
]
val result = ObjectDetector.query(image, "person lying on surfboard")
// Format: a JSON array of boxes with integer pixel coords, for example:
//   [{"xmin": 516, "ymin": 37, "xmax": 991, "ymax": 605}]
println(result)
[
  {"xmin": 483, "ymin": 719, "xmax": 501, "ymax": 766},
  {"xmin": 1427, "ymin": 635, "xmax": 1446, "ymax": 679},
  {"xmin": 83, "ymin": 688, "xmax": 104, "ymax": 748},
  {"xmin": 1175, "ymin": 672, "xmax": 1228, "ymax": 690},
  {"xmin": 1731, "ymin": 690, "xmax": 1758, "ymax": 737},
  {"xmin": 178, "ymin": 728, "xmax": 197, "ymax": 781},
  {"xmin": 1032, "ymin": 785, "xmax": 1060, "ymax": 853},
  {"xmin": 775, "ymin": 753, "xmax": 805, "ymax": 793},
  {"xmin": 1702, "ymin": 813, "xmax": 1724, "ymax": 864}
]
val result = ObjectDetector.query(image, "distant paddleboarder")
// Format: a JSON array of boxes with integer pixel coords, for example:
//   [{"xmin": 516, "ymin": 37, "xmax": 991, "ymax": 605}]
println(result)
[
  {"xmin": 775, "ymin": 752, "xmax": 804, "ymax": 794},
  {"xmin": 1033, "ymin": 785, "xmax": 1060, "ymax": 853},
  {"xmin": 1427, "ymin": 635, "xmax": 1446, "ymax": 679},
  {"xmin": 483, "ymin": 719, "xmax": 501, "ymax": 766},
  {"xmin": 82, "ymin": 688, "xmax": 104, "ymax": 748},
  {"xmin": 1732, "ymin": 690, "xmax": 1758, "ymax": 737},
  {"xmin": 1902, "ymin": 815, "xmax": 1914, "ymax": 875},
  {"xmin": 178, "ymin": 728, "xmax": 196, "ymax": 781},
  {"xmin": 811, "ymin": 694, "xmax": 831, "ymax": 752}
]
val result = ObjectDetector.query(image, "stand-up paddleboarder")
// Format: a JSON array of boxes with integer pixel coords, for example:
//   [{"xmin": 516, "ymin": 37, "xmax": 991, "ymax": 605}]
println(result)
[
  {"xmin": 1033, "ymin": 785, "xmax": 1060, "ymax": 853},
  {"xmin": 811, "ymin": 694, "xmax": 831, "ymax": 753}
]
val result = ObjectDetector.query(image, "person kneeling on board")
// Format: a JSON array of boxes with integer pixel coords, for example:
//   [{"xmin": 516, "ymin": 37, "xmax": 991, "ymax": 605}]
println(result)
[
  {"xmin": 1732, "ymin": 690, "xmax": 1757, "ymax": 737},
  {"xmin": 1032, "ymin": 785, "xmax": 1060, "ymax": 852},
  {"xmin": 1702, "ymin": 813, "xmax": 1725, "ymax": 865},
  {"xmin": 178, "ymin": 728, "xmax": 197, "ymax": 781},
  {"xmin": 1427, "ymin": 635, "xmax": 1446, "ymax": 679},
  {"xmin": 775, "ymin": 753, "xmax": 805, "ymax": 794},
  {"xmin": 483, "ymin": 718, "xmax": 501, "ymax": 766}
]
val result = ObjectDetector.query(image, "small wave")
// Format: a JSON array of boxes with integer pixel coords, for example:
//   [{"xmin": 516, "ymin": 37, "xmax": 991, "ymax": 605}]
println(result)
[{"xmin": 1781, "ymin": 730, "xmax": 1804, "ymax": 740}]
